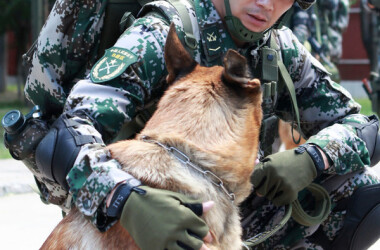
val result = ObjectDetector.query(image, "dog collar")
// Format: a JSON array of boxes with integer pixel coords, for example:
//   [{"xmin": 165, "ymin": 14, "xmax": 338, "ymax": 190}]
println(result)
[{"xmin": 141, "ymin": 135, "xmax": 236, "ymax": 202}]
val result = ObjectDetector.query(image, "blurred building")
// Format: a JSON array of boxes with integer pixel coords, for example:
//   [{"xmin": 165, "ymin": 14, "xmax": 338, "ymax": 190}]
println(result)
[{"xmin": 338, "ymin": 1, "xmax": 370, "ymax": 80}]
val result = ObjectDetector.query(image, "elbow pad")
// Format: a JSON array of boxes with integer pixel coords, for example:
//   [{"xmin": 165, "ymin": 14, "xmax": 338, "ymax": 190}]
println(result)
[{"xmin": 35, "ymin": 113, "xmax": 103, "ymax": 190}]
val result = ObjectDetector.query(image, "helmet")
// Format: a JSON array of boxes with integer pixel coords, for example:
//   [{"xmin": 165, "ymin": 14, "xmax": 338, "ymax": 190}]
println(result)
[
  {"xmin": 296, "ymin": 0, "xmax": 316, "ymax": 10},
  {"xmin": 224, "ymin": 0, "xmax": 316, "ymax": 43}
]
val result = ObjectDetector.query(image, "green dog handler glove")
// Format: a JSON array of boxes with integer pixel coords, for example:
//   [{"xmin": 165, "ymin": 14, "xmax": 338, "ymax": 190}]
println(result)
[
  {"xmin": 121, "ymin": 186, "xmax": 209, "ymax": 250},
  {"xmin": 251, "ymin": 144, "xmax": 325, "ymax": 206}
]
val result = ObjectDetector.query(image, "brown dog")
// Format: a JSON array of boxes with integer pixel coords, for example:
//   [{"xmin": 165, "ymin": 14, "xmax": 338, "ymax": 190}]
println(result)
[{"xmin": 41, "ymin": 24, "xmax": 262, "ymax": 250}]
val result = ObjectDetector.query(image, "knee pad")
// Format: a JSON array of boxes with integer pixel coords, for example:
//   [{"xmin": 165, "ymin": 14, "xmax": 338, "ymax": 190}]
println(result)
[{"xmin": 331, "ymin": 183, "xmax": 380, "ymax": 250}]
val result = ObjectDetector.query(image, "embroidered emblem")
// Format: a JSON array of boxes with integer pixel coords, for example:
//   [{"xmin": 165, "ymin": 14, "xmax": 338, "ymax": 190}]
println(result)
[
  {"xmin": 206, "ymin": 32, "xmax": 217, "ymax": 42},
  {"xmin": 209, "ymin": 47, "xmax": 221, "ymax": 51},
  {"xmin": 91, "ymin": 47, "xmax": 138, "ymax": 83},
  {"xmin": 202, "ymin": 25, "xmax": 223, "ymax": 60}
]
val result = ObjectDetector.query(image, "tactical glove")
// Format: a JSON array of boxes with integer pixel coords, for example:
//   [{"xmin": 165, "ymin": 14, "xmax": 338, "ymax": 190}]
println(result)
[
  {"xmin": 251, "ymin": 144, "xmax": 325, "ymax": 206},
  {"xmin": 119, "ymin": 186, "xmax": 209, "ymax": 250}
]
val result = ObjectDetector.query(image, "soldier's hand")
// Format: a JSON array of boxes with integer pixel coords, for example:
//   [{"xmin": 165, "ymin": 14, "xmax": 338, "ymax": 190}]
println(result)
[
  {"xmin": 251, "ymin": 146, "xmax": 320, "ymax": 206},
  {"xmin": 120, "ymin": 186, "xmax": 213, "ymax": 250}
]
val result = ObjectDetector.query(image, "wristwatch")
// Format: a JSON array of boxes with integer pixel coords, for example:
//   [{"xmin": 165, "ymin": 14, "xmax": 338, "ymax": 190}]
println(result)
[
  {"xmin": 296, "ymin": 144, "xmax": 326, "ymax": 177},
  {"xmin": 96, "ymin": 177, "xmax": 144, "ymax": 232}
]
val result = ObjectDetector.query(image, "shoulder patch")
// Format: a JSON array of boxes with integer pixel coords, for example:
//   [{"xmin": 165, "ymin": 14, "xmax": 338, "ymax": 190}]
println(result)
[{"xmin": 91, "ymin": 47, "xmax": 138, "ymax": 83}]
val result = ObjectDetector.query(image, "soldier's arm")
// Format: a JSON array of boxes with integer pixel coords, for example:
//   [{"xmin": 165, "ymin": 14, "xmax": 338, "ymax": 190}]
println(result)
[
  {"xmin": 35, "ymin": 14, "xmax": 171, "ymax": 229},
  {"xmin": 276, "ymin": 28, "xmax": 374, "ymax": 175}
]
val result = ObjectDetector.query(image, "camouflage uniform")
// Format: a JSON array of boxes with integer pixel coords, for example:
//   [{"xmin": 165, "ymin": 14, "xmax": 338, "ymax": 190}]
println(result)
[
  {"xmin": 24, "ymin": 0, "xmax": 379, "ymax": 248},
  {"xmin": 319, "ymin": 0, "xmax": 350, "ymax": 63},
  {"xmin": 291, "ymin": 0, "xmax": 350, "ymax": 63},
  {"xmin": 291, "ymin": 0, "xmax": 349, "ymax": 83},
  {"xmin": 360, "ymin": 0, "xmax": 380, "ymax": 114}
]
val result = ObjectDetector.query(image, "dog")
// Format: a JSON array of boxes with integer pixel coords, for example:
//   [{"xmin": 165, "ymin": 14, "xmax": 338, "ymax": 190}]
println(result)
[{"xmin": 41, "ymin": 24, "xmax": 262, "ymax": 250}]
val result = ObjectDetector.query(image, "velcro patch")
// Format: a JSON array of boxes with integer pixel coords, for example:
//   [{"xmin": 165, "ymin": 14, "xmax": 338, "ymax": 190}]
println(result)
[{"xmin": 91, "ymin": 47, "xmax": 138, "ymax": 83}]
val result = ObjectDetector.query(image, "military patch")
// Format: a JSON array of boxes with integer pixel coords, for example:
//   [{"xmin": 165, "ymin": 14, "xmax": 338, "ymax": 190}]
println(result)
[
  {"xmin": 201, "ymin": 25, "xmax": 223, "ymax": 62},
  {"xmin": 91, "ymin": 47, "xmax": 138, "ymax": 83}
]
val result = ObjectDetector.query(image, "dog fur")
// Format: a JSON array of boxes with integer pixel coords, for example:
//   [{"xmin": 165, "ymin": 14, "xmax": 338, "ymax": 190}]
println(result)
[{"xmin": 41, "ymin": 24, "xmax": 262, "ymax": 250}]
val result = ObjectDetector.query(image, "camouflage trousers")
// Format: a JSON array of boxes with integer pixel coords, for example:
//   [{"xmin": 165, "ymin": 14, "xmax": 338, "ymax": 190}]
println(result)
[{"xmin": 241, "ymin": 167, "xmax": 380, "ymax": 249}]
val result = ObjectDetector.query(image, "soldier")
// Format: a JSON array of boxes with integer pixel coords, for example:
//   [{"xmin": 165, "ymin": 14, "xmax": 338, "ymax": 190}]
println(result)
[
  {"xmin": 5, "ymin": 0, "xmax": 380, "ymax": 249},
  {"xmin": 361, "ymin": 0, "xmax": 380, "ymax": 114},
  {"xmin": 291, "ymin": 0, "xmax": 350, "ymax": 82}
]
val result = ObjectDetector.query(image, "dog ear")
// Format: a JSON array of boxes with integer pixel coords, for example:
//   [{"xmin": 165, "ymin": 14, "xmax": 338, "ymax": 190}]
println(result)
[
  {"xmin": 165, "ymin": 23, "xmax": 197, "ymax": 84},
  {"xmin": 223, "ymin": 49, "xmax": 261, "ymax": 90}
]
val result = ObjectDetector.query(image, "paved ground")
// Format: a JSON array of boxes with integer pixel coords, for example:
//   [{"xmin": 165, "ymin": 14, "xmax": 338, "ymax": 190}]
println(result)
[
  {"xmin": 0, "ymin": 159, "xmax": 62, "ymax": 249},
  {"xmin": 1, "ymin": 158, "xmax": 380, "ymax": 249}
]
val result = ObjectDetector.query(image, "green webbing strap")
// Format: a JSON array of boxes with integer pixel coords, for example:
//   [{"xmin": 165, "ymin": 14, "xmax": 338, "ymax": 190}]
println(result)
[
  {"xmin": 291, "ymin": 183, "xmax": 331, "ymax": 226},
  {"xmin": 243, "ymin": 34, "xmax": 332, "ymax": 248},
  {"xmin": 243, "ymin": 204, "xmax": 292, "ymax": 247},
  {"xmin": 270, "ymin": 34, "xmax": 302, "ymax": 143},
  {"xmin": 243, "ymin": 183, "xmax": 331, "ymax": 248},
  {"xmin": 168, "ymin": 0, "xmax": 197, "ymax": 55}
]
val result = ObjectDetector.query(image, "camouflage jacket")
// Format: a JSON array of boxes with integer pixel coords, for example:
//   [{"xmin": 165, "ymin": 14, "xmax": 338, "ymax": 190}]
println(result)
[
  {"xmin": 291, "ymin": 0, "xmax": 350, "ymax": 63},
  {"xmin": 24, "ymin": 0, "xmax": 378, "ymax": 247}
]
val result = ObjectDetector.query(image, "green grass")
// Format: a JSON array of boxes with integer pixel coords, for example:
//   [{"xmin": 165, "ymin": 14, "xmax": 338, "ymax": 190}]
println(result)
[
  {"xmin": 0, "ymin": 96, "xmax": 376, "ymax": 159},
  {"xmin": 355, "ymin": 98, "xmax": 375, "ymax": 116}
]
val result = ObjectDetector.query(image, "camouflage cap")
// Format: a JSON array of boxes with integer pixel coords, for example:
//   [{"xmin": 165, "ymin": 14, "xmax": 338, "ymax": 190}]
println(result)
[{"xmin": 296, "ymin": 0, "xmax": 316, "ymax": 10}]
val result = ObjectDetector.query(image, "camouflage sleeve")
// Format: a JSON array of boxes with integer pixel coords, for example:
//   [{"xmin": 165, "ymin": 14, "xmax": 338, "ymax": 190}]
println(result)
[
  {"xmin": 275, "ymin": 28, "xmax": 370, "ymax": 175},
  {"xmin": 62, "ymin": 15, "xmax": 171, "ymax": 228}
]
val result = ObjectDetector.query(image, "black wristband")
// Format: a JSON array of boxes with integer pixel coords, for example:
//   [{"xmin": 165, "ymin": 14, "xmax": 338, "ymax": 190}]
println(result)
[
  {"xmin": 296, "ymin": 144, "xmax": 325, "ymax": 177},
  {"xmin": 106, "ymin": 178, "xmax": 143, "ymax": 219}
]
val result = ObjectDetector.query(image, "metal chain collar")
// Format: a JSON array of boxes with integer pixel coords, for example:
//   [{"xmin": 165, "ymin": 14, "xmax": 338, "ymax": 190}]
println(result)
[
  {"xmin": 141, "ymin": 135, "xmax": 236, "ymax": 202},
  {"xmin": 141, "ymin": 136, "xmax": 299, "ymax": 249}
]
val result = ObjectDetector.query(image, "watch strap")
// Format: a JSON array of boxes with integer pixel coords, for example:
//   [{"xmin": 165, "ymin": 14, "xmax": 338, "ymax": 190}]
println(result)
[{"xmin": 296, "ymin": 144, "xmax": 325, "ymax": 176}]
